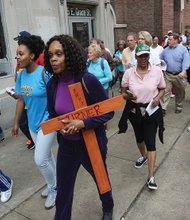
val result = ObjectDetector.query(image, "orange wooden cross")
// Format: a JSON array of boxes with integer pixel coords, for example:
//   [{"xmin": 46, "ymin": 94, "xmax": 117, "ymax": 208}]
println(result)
[{"xmin": 41, "ymin": 83, "xmax": 125, "ymax": 194}]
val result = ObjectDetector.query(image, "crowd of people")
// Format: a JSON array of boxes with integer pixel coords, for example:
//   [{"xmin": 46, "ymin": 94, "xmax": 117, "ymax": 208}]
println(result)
[{"xmin": 0, "ymin": 29, "xmax": 190, "ymax": 220}]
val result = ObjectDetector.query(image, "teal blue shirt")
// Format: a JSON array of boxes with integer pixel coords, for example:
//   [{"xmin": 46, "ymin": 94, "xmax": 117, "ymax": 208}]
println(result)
[
  {"xmin": 15, "ymin": 66, "xmax": 50, "ymax": 132},
  {"xmin": 115, "ymin": 50, "xmax": 123, "ymax": 72},
  {"xmin": 87, "ymin": 58, "xmax": 112, "ymax": 90}
]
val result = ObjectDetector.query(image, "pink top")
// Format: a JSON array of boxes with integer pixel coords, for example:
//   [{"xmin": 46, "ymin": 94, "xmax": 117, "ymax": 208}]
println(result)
[{"xmin": 122, "ymin": 64, "xmax": 166, "ymax": 104}]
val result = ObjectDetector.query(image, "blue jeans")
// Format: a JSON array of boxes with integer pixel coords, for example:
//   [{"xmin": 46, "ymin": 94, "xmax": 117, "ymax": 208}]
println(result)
[
  {"xmin": 0, "ymin": 170, "xmax": 11, "ymax": 192},
  {"xmin": 30, "ymin": 129, "xmax": 56, "ymax": 192}
]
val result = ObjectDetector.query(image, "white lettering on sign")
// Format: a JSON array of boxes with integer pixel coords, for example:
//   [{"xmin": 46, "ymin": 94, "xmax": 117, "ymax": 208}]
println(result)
[{"xmin": 68, "ymin": 7, "xmax": 92, "ymax": 17}]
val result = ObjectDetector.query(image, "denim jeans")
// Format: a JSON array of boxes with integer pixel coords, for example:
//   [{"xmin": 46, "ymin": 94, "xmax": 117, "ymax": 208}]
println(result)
[{"xmin": 30, "ymin": 129, "xmax": 56, "ymax": 192}]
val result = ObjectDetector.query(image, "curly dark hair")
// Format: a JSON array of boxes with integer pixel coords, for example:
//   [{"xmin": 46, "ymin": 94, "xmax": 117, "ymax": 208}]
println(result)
[
  {"xmin": 44, "ymin": 35, "xmax": 87, "ymax": 75},
  {"xmin": 18, "ymin": 35, "xmax": 44, "ymax": 61}
]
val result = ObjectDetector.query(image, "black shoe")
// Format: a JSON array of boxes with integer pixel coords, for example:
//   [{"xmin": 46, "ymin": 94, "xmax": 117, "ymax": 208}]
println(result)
[
  {"xmin": 27, "ymin": 143, "xmax": 35, "ymax": 150},
  {"xmin": 147, "ymin": 177, "xmax": 158, "ymax": 190},
  {"xmin": 175, "ymin": 109, "xmax": 182, "ymax": 114},
  {"xmin": 117, "ymin": 129, "xmax": 126, "ymax": 134},
  {"xmin": 135, "ymin": 156, "xmax": 147, "ymax": 168},
  {"xmin": 101, "ymin": 211, "xmax": 113, "ymax": 220}
]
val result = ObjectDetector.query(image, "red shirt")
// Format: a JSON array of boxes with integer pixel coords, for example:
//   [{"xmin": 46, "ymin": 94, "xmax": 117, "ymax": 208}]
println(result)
[{"xmin": 35, "ymin": 53, "xmax": 44, "ymax": 66}]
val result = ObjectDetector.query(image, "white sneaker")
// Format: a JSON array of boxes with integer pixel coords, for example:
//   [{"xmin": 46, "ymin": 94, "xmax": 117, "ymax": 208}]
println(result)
[
  {"xmin": 45, "ymin": 190, "xmax": 56, "ymax": 209},
  {"xmin": 187, "ymin": 127, "xmax": 190, "ymax": 132},
  {"xmin": 41, "ymin": 187, "xmax": 49, "ymax": 198},
  {"xmin": 1, "ymin": 180, "xmax": 13, "ymax": 203},
  {"xmin": 170, "ymin": 94, "xmax": 175, "ymax": 98}
]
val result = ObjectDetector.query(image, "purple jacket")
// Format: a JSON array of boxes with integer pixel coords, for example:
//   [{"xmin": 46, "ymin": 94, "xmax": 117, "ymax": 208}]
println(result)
[{"xmin": 46, "ymin": 71, "xmax": 114, "ymax": 154}]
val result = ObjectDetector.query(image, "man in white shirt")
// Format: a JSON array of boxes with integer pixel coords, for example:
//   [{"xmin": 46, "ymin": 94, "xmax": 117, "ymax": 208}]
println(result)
[{"xmin": 150, "ymin": 36, "xmax": 163, "ymax": 56}]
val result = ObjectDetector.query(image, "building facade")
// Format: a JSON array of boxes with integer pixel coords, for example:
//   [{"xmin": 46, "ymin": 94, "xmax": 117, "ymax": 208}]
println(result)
[
  {"xmin": 0, "ymin": 0, "xmax": 126, "ymax": 128},
  {"xmin": 111, "ymin": 0, "xmax": 190, "ymax": 45}
]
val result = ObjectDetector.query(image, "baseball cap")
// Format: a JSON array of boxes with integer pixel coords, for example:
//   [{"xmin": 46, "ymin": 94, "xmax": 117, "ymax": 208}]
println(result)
[
  {"xmin": 135, "ymin": 44, "xmax": 150, "ymax": 56},
  {"xmin": 167, "ymin": 30, "xmax": 173, "ymax": 35},
  {"xmin": 14, "ymin": 31, "xmax": 31, "ymax": 41}
]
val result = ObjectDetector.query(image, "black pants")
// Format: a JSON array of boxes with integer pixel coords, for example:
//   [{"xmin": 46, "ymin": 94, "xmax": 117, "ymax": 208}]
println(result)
[
  {"xmin": 19, "ymin": 109, "xmax": 33, "ymax": 143},
  {"xmin": 129, "ymin": 112, "xmax": 158, "ymax": 151},
  {"xmin": 55, "ymin": 138, "xmax": 114, "ymax": 220},
  {"xmin": 118, "ymin": 71, "xmax": 123, "ymax": 88}
]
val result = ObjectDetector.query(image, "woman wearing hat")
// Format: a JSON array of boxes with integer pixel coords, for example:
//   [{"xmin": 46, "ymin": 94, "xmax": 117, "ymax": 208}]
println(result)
[
  {"xmin": 138, "ymin": 31, "xmax": 161, "ymax": 66},
  {"xmin": 119, "ymin": 44, "xmax": 166, "ymax": 189}
]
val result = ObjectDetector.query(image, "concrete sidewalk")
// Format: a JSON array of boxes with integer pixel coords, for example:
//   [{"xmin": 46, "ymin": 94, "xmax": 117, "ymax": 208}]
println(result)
[{"xmin": 0, "ymin": 86, "xmax": 190, "ymax": 220}]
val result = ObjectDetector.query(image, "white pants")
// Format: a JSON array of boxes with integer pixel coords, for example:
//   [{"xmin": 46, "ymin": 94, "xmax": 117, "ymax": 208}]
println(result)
[{"xmin": 30, "ymin": 129, "xmax": 56, "ymax": 192}]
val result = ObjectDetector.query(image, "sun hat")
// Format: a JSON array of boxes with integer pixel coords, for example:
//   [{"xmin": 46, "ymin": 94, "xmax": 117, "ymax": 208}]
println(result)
[{"xmin": 135, "ymin": 44, "xmax": 150, "ymax": 56}]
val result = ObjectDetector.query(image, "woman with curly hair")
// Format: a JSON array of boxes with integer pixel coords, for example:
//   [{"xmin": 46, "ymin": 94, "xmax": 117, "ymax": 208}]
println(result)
[
  {"xmin": 44, "ymin": 35, "xmax": 114, "ymax": 220},
  {"xmin": 12, "ymin": 35, "xmax": 56, "ymax": 209}
]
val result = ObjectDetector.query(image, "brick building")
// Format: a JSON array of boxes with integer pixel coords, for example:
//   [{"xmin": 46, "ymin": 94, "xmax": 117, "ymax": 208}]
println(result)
[
  {"xmin": 111, "ymin": 0, "xmax": 190, "ymax": 44},
  {"xmin": 182, "ymin": 0, "xmax": 190, "ymax": 33}
]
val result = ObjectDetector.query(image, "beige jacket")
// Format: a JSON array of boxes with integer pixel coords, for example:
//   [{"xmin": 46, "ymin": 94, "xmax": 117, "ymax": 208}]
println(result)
[{"xmin": 122, "ymin": 47, "xmax": 136, "ymax": 71}]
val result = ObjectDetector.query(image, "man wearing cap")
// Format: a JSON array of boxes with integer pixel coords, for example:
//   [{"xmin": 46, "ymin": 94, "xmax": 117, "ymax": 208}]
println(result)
[
  {"xmin": 160, "ymin": 32, "xmax": 190, "ymax": 115},
  {"xmin": 119, "ymin": 43, "xmax": 165, "ymax": 190}
]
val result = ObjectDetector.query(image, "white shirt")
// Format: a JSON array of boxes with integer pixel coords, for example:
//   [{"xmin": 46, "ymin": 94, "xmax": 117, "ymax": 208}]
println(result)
[
  {"xmin": 149, "ymin": 50, "xmax": 161, "ymax": 65},
  {"xmin": 150, "ymin": 45, "xmax": 164, "ymax": 56}
]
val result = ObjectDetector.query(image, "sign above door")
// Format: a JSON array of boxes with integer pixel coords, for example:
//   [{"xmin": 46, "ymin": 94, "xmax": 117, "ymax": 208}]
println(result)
[{"xmin": 67, "ymin": 5, "xmax": 93, "ymax": 17}]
